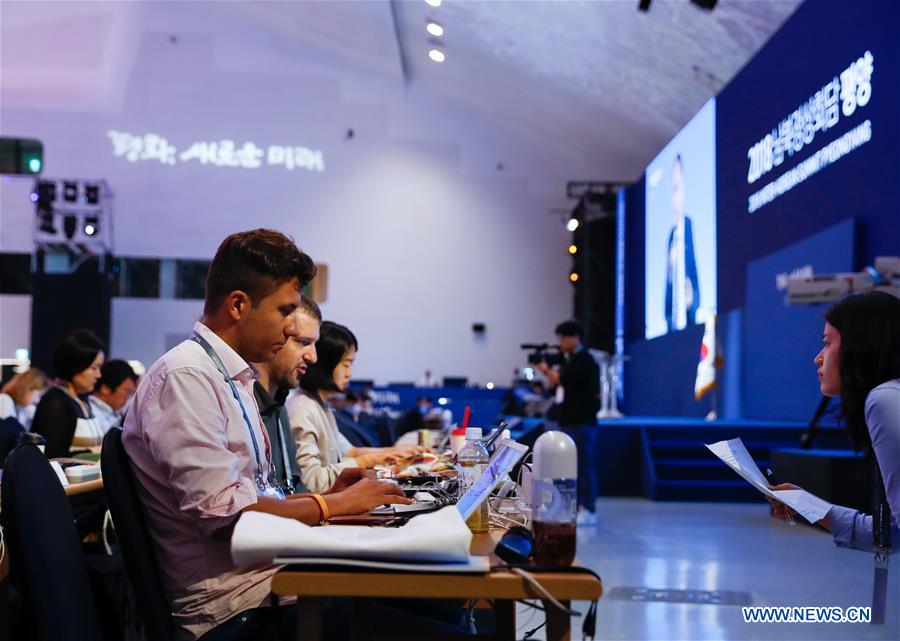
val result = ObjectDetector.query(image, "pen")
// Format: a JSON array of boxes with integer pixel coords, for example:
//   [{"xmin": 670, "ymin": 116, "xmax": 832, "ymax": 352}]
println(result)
[{"xmin": 765, "ymin": 468, "xmax": 796, "ymax": 525}]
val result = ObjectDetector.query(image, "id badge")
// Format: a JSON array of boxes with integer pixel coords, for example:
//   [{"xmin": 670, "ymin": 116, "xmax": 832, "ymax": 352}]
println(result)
[{"xmin": 259, "ymin": 485, "xmax": 286, "ymax": 500}]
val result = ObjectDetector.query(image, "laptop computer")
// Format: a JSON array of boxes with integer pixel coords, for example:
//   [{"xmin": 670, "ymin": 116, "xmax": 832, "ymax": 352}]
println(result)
[
  {"xmin": 370, "ymin": 439, "xmax": 528, "ymax": 518},
  {"xmin": 456, "ymin": 439, "xmax": 528, "ymax": 521}
]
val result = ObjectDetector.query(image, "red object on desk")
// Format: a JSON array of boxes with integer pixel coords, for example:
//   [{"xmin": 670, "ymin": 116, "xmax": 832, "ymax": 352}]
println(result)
[{"xmin": 461, "ymin": 405, "xmax": 471, "ymax": 430}]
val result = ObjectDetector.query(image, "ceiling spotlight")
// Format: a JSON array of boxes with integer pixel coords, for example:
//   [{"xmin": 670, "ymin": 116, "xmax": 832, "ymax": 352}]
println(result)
[
  {"xmin": 83, "ymin": 215, "xmax": 99, "ymax": 237},
  {"xmin": 425, "ymin": 0, "xmax": 442, "ymax": 7},
  {"xmin": 570, "ymin": 272, "xmax": 580, "ymax": 283},
  {"xmin": 426, "ymin": 21, "xmax": 444, "ymax": 37},
  {"xmin": 428, "ymin": 49, "xmax": 445, "ymax": 63},
  {"xmin": 566, "ymin": 218, "xmax": 579, "ymax": 232},
  {"xmin": 63, "ymin": 181, "xmax": 78, "ymax": 202},
  {"xmin": 486, "ymin": 382, "xmax": 495, "ymax": 390},
  {"xmin": 568, "ymin": 244, "xmax": 578, "ymax": 255}
]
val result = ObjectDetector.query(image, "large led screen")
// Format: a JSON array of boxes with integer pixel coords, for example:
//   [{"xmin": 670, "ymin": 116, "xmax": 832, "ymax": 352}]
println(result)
[{"xmin": 644, "ymin": 99, "xmax": 717, "ymax": 340}]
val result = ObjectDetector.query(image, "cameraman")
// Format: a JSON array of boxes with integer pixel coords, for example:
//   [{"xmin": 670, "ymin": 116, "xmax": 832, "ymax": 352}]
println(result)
[{"xmin": 536, "ymin": 320, "xmax": 600, "ymax": 524}]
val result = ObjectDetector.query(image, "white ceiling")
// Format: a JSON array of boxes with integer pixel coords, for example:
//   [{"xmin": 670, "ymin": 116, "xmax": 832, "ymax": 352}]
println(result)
[{"xmin": 1, "ymin": 0, "xmax": 803, "ymax": 180}]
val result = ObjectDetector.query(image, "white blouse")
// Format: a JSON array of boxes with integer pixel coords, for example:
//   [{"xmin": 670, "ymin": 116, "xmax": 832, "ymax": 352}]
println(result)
[{"xmin": 285, "ymin": 391, "xmax": 357, "ymax": 493}]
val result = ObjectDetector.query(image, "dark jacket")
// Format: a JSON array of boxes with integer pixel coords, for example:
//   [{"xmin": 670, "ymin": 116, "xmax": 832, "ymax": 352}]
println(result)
[
  {"xmin": 556, "ymin": 349, "xmax": 600, "ymax": 426},
  {"xmin": 664, "ymin": 215, "xmax": 700, "ymax": 330},
  {"xmin": 253, "ymin": 383, "xmax": 307, "ymax": 494}
]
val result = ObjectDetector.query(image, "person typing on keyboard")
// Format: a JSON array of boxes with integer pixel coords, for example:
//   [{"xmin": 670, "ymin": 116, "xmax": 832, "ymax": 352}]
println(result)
[
  {"xmin": 122, "ymin": 230, "xmax": 410, "ymax": 641},
  {"xmin": 287, "ymin": 321, "xmax": 425, "ymax": 493}
]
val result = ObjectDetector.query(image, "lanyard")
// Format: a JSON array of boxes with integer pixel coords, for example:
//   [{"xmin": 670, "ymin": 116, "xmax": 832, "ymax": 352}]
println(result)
[
  {"xmin": 191, "ymin": 332, "xmax": 271, "ymax": 494},
  {"xmin": 871, "ymin": 459, "xmax": 891, "ymax": 625},
  {"xmin": 273, "ymin": 406, "xmax": 296, "ymax": 494}
]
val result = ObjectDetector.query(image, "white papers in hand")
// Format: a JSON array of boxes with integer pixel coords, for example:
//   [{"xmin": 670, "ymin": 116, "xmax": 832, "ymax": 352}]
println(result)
[
  {"xmin": 769, "ymin": 489, "xmax": 833, "ymax": 524},
  {"xmin": 231, "ymin": 505, "xmax": 472, "ymax": 567},
  {"xmin": 705, "ymin": 438, "xmax": 832, "ymax": 524},
  {"xmin": 705, "ymin": 438, "xmax": 770, "ymax": 490}
]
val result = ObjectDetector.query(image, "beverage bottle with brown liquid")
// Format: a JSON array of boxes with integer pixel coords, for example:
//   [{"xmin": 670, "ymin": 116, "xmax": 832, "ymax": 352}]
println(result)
[
  {"xmin": 458, "ymin": 427, "xmax": 490, "ymax": 533},
  {"xmin": 531, "ymin": 431, "xmax": 578, "ymax": 566}
]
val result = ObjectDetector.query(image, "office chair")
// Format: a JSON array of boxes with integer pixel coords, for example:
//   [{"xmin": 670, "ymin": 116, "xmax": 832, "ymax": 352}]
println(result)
[
  {"xmin": 0, "ymin": 417, "xmax": 24, "ymax": 467},
  {"xmin": 101, "ymin": 428, "xmax": 175, "ymax": 641},
  {"xmin": 0, "ymin": 443, "xmax": 102, "ymax": 641}
]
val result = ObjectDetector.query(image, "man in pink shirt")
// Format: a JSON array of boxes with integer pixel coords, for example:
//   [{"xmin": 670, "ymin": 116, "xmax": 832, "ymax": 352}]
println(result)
[{"xmin": 123, "ymin": 229, "xmax": 409, "ymax": 641}]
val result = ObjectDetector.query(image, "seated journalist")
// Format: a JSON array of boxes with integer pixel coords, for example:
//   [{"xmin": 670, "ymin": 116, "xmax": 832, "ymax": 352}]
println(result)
[{"xmin": 122, "ymin": 229, "xmax": 410, "ymax": 641}]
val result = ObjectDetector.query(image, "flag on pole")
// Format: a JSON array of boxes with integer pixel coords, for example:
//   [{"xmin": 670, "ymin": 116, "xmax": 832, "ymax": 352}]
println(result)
[{"xmin": 695, "ymin": 313, "xmax": 721, "ymax": 400}]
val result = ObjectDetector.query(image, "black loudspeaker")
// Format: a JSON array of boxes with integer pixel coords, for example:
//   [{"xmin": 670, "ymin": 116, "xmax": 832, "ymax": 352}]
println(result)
[
  {"xmin": 571, "ymin": 192, "xmax": 617, "ymax": 352},
  {"xmin": 30, "ymin": 253, "xmax": 113, "ymax": 374},
  {"xmin": 771, "ymin": 449, "xmax": 873, "ymax": 513}
]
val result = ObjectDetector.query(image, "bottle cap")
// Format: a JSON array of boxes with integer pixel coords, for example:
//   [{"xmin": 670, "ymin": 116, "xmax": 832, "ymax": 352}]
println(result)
[{"xmin": 465, "ymin": 427, "xmax": 483, "ymax": 440}]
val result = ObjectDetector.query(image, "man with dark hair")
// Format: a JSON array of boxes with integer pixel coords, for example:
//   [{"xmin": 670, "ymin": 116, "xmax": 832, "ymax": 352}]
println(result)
[
  {"xmin": 536, "ymin": 319, "xmax": 601, "ymax": 524},
  {"xmin": 122, "ymin": 230, "xmax": 409, "ymax": 641},
  {"xmin": 89, "ymin": 359, "xmax": 138, "ymax": 432},
  {"xmin": 202, "ymin": 228, "xmax": 318, "ymax": 316},
  {"xmin": 253, "ymin": 295, "xmax": 321, "ymax": 495}
]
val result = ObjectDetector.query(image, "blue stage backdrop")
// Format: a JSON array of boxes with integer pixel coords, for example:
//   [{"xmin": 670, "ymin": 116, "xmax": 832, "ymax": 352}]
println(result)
[
  {"xmin": 623, "ymin": 0, "xmax": 899, "ymax": 419},
  {"xmin": 717, "ymin": 0, "xmax": 899, "ymax": 313},
  {"xmin": 743, "ymin": 218, "xmax": 856, "ymax": 420}
]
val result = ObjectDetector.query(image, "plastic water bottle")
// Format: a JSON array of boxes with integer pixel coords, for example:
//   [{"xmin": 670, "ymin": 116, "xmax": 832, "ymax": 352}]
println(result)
[
  {"xmin": 458, "ymin": 427, "xmax": 490, "ymax": 533},
  {"xmin": 531, "ymin": 431, "xmax": 578, "ymax": 565}
]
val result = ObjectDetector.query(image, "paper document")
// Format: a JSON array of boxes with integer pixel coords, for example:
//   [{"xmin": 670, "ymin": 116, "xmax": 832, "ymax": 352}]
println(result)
[
  {"xmin": 231, "ymin": 505, "xmax": 472, "ymax": 567},
  {"xmin": 705, "ymin": 438, "xmax": 832, "ymax": 524},
  {"xmin": 272, "ymin": 556, "xmax": 491, "ymax": 573}
]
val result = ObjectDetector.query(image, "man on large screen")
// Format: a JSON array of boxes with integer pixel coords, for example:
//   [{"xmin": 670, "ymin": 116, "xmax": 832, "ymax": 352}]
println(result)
[{"xmin": 664, "ymin": 154, "xmax": 700, "ymax": 331}]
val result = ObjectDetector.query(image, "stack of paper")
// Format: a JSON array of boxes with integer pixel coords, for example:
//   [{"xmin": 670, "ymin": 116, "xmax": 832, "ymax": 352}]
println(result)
[
  {"xmin": 231, "ymin": 505, "xmax": 474, "ymax": 568},
  {"xmin": 705, "ymin": 438, "xmax": 832, "ymax": 524}
]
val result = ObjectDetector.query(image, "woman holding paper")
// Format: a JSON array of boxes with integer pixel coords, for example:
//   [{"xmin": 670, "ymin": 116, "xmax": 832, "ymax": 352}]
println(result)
[{"xmin": 769, "ymin": 291, "xmax": 900, "ymax": 551}]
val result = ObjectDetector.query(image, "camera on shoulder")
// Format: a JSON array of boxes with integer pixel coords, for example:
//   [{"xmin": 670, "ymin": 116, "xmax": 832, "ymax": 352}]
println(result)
[{"xmin": 521, "ymin": 343, "xmax": 564, "ymax": 367}]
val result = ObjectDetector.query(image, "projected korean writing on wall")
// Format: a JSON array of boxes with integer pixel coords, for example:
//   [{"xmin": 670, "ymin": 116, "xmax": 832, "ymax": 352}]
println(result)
[{"xmin": 106, "ymin": 131, "xmax": 325, "ymax": 172}]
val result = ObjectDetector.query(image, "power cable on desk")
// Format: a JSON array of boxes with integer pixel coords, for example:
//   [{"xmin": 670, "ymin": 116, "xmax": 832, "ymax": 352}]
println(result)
[
  {"xmin": 516, "ymin": 599, "xmax": 541, "ymax": 636},
  {"xmin": 516, "ymin": 599, "xmax": 545, "ymax": 612},
  {"xmin": 522, "ymin": 618, "xmax": 546, "ymax": 640},
  {"xmin": 507, "ymin": 567, "xmax": 580, "ymax": 616},
  {"xmin": 494, "ymin": 564, "xmax": 600, "ymax": 641}
]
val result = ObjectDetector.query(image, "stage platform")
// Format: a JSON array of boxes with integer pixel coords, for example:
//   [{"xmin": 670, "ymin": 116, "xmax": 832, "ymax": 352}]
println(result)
[{"xmin": 594, "ymin": 417, "xmax": 853, "ymax": 503}]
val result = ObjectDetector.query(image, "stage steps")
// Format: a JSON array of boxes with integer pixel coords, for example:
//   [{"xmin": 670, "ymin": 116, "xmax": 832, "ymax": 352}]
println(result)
[{"xmin": 626, "ymin": 419, "xmax": 850, "ymax": 502}]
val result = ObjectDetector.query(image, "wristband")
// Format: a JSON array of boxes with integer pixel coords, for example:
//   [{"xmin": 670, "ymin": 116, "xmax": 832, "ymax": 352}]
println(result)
[{"xmin": 310, "ymin": 494, "xmax": 329, "ymax": 524}]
